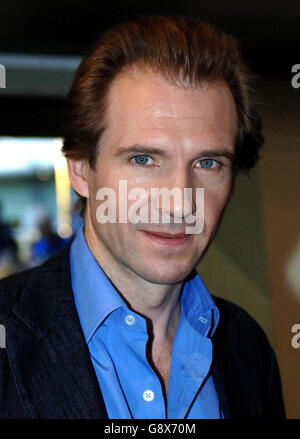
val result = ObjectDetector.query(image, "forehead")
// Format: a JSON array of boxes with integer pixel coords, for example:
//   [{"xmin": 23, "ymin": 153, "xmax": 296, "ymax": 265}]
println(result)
[{"xmin": 103, "ymin": 67, "xmax": 238, "ymax": 148}]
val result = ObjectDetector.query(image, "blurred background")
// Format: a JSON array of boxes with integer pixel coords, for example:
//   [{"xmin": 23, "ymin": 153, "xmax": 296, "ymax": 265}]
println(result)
[{"xmin": 0, "ymin": 0, "xmax": 299, "ymax": 418}]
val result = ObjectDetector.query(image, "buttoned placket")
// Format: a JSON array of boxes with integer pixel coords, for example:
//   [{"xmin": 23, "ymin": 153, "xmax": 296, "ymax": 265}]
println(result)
[{"xmin": 117, "ymin": 307, "xmax": 167, "ymax": 418}]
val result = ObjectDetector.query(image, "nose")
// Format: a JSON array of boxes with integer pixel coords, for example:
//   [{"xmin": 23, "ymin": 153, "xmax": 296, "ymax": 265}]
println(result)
[{"xmin": 151, "ymin": 167, "xmax": 197, "ymax": 224}]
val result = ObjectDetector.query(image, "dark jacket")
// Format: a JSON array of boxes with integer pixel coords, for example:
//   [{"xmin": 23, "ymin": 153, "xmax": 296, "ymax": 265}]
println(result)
[{"xmin": 0, "ymin": 241, "xmax": 285, "ymax": 419}]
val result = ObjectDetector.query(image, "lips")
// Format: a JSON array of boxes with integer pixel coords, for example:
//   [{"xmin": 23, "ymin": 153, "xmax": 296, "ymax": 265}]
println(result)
[
  {"xmin": 141, "ymin": 230, "xmax": 192, "ymax": 246},
  {"xmin": 149, "ymin": 231, "xmax": 187, "ymax": 237}
]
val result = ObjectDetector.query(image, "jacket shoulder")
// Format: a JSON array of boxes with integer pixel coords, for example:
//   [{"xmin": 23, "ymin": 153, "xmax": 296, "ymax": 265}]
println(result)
[
  {"xmin": 0, "ymin": 238, "xmax": 73, "ymax": 317},
  {"xmin": 0, "ymin": 240, "xmax": 72, "ymax": 318},
  {"xmin": 0, "ymin": 268, "xmax": 35, "ymax": 317},
  {"xmin": 213, "ymin": 295, "xmax": 269, "ymax": 342}
]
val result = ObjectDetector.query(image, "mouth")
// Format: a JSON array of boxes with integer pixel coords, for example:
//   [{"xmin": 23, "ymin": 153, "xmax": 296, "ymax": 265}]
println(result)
[{"xmin": 141, "ymin": 230, "xmax": 192, "ymax": 247}]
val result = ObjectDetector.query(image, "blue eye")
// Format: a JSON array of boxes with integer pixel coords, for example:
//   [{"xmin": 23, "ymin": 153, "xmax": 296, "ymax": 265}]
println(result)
[
  {"xmin": 197, "ymin": 159, "xmax": 217, "ymax": 169},
  {"xmin": 132, "ymin": 155, "xmax": 153, "ymax": 166}
]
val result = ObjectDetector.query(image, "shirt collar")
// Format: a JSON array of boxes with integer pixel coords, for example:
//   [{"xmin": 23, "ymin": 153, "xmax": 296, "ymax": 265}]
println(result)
[
  {"xmin": 180, "ymin": 271, "xmax": 220, "ymax": 338},
  {"xmin": 70, "ymin": 225, "xmax": 219, "ymax": 342},
  {"xmin": 70, "ymin": 225, "xmax": 125, "ymax": 343}
]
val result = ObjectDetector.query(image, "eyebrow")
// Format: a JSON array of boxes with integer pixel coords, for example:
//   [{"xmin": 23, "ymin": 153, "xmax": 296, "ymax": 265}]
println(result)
[
  {"xmin": 114, "ymin": 144, "xmax": 235, "ymax": 161},
  {"xmin": 114, "ymin": 145, "xmax": 168, "ymax": 157},
  {"xmin": 198, "ymin": 149, "xmax": 235, "ymax": 161}
]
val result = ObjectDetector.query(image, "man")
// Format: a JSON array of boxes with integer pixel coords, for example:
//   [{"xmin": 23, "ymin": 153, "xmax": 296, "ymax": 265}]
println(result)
[{"xmin": 0, "ymin": 15, "xmax": 285, "ymax": 418}]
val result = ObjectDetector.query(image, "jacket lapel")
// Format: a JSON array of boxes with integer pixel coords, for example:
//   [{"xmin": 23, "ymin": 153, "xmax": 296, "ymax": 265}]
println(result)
[
  {"xmin": 4, "ymin": 242, "xmax": 108, "ymax": 419},
  {"xmin": 211, "ymin": 296, "xmax": 260, "ymax": 419},
  {"xmin": 211, "ymin": 338, "xmax": 232, "ymax": 419}
]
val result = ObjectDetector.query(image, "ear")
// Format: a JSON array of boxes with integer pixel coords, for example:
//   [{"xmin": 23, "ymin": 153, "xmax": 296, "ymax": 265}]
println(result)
[{"xmin": 66, "ymin": 158, "xmax": 89, "ymax": 198}]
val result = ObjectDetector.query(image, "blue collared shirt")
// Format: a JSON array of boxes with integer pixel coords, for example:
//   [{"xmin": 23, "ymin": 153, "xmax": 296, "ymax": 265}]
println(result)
[{"xmin": 70, "ymin": 226, "xmax": 222, "ymax": 419}]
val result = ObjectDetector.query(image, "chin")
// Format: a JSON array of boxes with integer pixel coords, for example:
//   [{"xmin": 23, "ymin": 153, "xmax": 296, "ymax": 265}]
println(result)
[{"xmin": 135, "ymin": 262, "xmax": 195, "ymax": 286}]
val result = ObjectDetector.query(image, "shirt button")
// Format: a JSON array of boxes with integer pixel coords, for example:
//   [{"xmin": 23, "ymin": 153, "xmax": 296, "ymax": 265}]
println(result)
[
  {"xmin": 125, "ymin": 315, "xmax": 135, "ymax": 326},
  {"xmin": 199, "ymin": 316, "xmax": 208, "ymax": 324},
  {"xmin": 143, "ymin": 390, "xmax": 154, "ymax": 401}
]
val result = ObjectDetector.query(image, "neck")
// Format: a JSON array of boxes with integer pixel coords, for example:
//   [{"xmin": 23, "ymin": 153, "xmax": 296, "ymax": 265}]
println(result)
[{"xmin": 84, "ymin": 220, "xmax": 183, "ymax": 343}]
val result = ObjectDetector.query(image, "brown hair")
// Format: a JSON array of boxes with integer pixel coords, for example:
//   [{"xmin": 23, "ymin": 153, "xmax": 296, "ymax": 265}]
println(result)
[{"xmin": 62, "ymin": 14, "xmax": 264, "ymax": 217}]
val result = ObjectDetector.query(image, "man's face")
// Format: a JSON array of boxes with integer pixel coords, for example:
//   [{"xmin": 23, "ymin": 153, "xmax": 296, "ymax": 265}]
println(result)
[{"xmin": 82, "ymin": 68, "xmax": 237, "ymax": 285}]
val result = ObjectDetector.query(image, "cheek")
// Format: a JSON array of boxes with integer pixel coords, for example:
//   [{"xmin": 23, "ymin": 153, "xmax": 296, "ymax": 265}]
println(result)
[
  {"xmin": 203, "ymin": 187, "xmax": 231, "ymax": 229},
  {"xmin": 89, "ymin": 172, "xmax": 118, "ymax": 203},
  {"xmin": 93, "ymin": 221, "xmax": 134, "ymax": 257}
]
